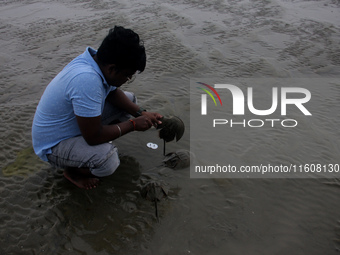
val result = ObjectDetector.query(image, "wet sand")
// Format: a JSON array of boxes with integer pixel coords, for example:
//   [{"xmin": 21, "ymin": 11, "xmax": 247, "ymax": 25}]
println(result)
[{"xmin": 1, "ymin": 0, "xmax": 340, "ymax": 254}]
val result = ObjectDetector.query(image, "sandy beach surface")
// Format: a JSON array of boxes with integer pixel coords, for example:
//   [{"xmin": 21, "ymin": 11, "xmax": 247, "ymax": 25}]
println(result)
[{"xmin": 1, "ymin": 0, "xmax": 340, "ymax": 254}]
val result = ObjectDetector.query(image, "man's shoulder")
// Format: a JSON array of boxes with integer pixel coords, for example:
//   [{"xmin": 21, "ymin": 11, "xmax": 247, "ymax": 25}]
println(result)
[
  {"xmin": 61, "ymin": 59, "xmax": 101, "ymax": 84},
  {"xmin": 63, "ymin": 50, "xmax": 103, "ymax": 82},
  {"xmin": 65, "ymin": 55, "xmax": 96, "ymax": 74}
]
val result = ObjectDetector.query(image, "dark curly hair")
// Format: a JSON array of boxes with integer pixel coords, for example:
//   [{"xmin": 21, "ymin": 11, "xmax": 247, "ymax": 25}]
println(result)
[{"xmin": 97, "ymin": 26, "xmax": 146, "ymax": 73}]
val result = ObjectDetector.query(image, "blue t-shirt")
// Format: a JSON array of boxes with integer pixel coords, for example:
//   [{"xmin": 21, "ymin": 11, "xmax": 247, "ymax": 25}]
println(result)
[{"xmin": 32, "ymin": 47, "xmax": 116, "ymax": 161}]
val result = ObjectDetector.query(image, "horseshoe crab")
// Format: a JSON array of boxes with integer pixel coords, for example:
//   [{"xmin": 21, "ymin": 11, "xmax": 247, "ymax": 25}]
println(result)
[
  {"xmin": 163, "ymin": 149, "xmax": 191, "ymax": 169},
  {"xmin": 140, "ymin": 180, "xmax": 169, "ymax": 222},
  {"xmin": 157, "ymin": 116, "xmax": 185, "ymax": 155}
]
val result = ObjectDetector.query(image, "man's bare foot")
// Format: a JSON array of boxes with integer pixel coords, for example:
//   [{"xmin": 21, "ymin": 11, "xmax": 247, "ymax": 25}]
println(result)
[{"xmin": 63, "ymin": 168, "xmax": 99, "ymax": 189}]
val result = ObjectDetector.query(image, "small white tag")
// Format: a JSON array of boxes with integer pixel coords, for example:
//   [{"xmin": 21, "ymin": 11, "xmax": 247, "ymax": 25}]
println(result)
[{"xmin": 147, "ymin": 142, "xmax": 158, "ymax": 149}]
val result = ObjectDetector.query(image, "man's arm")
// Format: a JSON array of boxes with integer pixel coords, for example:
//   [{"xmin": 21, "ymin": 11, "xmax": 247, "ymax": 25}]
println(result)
[
  {"xmin": 76, "ymin": 114, "xmax": 153, "ymax": 146},
  {"xmin": 106, "ymin": 89, "xmax": 162, "ymax": 125},
  {"xmin": 106, "ymin": 89, "xmax": 139, "ymax": 116}
]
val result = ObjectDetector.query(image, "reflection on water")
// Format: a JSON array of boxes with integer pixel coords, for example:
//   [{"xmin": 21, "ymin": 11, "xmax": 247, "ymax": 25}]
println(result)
[
  {"xmin": 0, "ymin": 156, "xmax": 175, "ymax": 254},
  {"xmin": 0, "ymin": 0, "xmax": 339, "ymax": 254}
]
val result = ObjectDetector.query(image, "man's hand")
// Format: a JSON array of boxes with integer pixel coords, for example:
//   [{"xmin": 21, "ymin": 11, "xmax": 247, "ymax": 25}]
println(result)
[
  {"xmin": 133, "ymin": 112, "xmax": 162, "ymax": 131},
  {"xmin": 141, "ymin": 111, "xmax": 162, "ymax": 127}
]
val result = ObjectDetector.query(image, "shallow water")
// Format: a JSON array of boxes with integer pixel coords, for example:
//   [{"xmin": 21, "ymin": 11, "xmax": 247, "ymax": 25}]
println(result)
[{"xmin": 0, "ymin": 0, "xmax": 339, "ymax": 254}]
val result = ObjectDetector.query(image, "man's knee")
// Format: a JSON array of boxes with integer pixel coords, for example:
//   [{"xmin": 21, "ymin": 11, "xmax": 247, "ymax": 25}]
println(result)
[
  {"xmin": 91, "ymin": 145, "xmax": 120, "ymax": 177},
  {"xmin": 124, "ymin": 91, "xmax": 137, "ymax": 104}
]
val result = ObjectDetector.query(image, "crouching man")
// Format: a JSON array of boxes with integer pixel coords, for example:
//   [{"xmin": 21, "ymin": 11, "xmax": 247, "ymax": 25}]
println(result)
[{"xmin": 32, "ymin": 26, "xmax": 162, "ymax": 189}]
